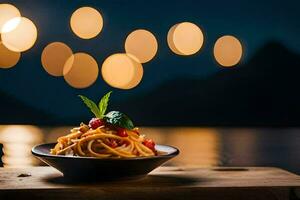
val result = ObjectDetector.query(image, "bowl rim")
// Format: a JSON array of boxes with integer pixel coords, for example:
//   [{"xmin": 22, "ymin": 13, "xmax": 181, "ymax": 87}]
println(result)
[{"xmin": 32, "ymin": 142, "xmax": 180, "ymax": 161}]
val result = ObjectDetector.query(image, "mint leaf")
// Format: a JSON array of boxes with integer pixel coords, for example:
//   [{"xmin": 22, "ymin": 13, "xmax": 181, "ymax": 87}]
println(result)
[
  {"xmin": 104, "ymin": 111, "xmax": 134, "ymax": 130},
  {"xmin": 98, "ymin": 91, "xmax": 112, "ymax": 118},
  {"xmin": 78, "ymin": 95, "xmax": 101, "ymax": 118}
]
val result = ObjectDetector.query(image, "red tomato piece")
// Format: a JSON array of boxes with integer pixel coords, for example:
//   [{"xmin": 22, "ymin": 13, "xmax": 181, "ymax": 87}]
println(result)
[
  {"xmin": 142, "ymin": 139, "xmax": 155, "ymax": 151},
  {"xmin": 117, "ymin": 128, "xmax": 128, "ymax": 137},
  {"xmin": 89, "ymin": 118, "xmax": 104, "ymax": 129}
]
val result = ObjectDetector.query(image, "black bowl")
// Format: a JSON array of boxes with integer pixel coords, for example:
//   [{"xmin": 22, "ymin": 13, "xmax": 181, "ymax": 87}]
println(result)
[{"xmin": 32, "ymin": 143, "xmax": 179, "ymax": 180}]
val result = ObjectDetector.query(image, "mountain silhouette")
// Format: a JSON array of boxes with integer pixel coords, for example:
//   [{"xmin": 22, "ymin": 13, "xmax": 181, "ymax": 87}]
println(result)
[
  {"xmin": 1, "ymin": 41, "xmax": 300, "ymax": 126},
  {"xmin": 116, "ymin": 41, "xmax": 300, "ymax": 126}
]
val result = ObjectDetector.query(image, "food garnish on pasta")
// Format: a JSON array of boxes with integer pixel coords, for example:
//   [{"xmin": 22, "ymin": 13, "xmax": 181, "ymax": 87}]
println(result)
[{"xmin": 50, "ymin": 91, "xmax": 157, "ymax": 158}]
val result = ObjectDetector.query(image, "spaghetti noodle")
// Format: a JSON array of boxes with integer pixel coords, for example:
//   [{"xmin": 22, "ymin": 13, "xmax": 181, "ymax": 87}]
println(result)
[{"xmin": 50, "ymin": 122, "xmax": 157, "ymax": 158}]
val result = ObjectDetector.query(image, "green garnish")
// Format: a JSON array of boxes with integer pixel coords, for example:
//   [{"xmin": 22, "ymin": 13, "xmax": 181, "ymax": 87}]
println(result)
[
  {"xmin": 78, "ymin": 91, "xmax": 135, "ymax": 129},
  {"xmin": 78, "ymin": 91, "xmax": 112, "ymax": 119},
  {"xmin": 104, "ymin": 111, "xmax": 135, "ymax": 130},
  {"xmin": 98, "ymin": 91, "xmax": 112, "ymax": 117}
]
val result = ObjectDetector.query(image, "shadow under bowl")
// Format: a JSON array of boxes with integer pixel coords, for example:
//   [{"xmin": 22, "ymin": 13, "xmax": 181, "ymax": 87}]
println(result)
[{"xmin": 32, "ymin": 143, "xmax": 179, "ymax": 180}]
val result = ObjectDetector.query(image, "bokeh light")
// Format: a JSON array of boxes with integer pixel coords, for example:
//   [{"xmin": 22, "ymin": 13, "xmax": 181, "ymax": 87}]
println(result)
[
  {"xmin": 1, "ymin": 17, "xmax": 37, "ymax": 52},
  {"xmin": 167, "ymin": 22, "xmax": 204, "ymax": 56},
  {"xmin": 125, "ymin": 29, "xmax": 158, "ymax": 63},
  {"xmin": 70, "ymin": 7, "xmax": 103, "ymax": 39},
  {"xmin": 1, "ymin": 16, "xmax": 20, "ymax": 33},
  {"xmin": 167, "ymin": 24, "xmax": 182, "ymax": 55},
  {"xmin": 102, "ymin": 53, "xmax": 143, "ymax": 89},
  {"xmin": 0, "ymin": 41, "xmax": 21, "ymax": 68},
  {"xmin": 213, "ymin": 35, "xmax": 242, "ymax": 67},
  {"xmin": 0, "ymin": 4, "xmax": 20, "ymax": 33},
  {"xmin": 41, "ymin": 42, "xmax": 73, "ymax": 76},
  {"xmin": 63, "ymin": 52, "xmax": 99, "ymax": 88}
]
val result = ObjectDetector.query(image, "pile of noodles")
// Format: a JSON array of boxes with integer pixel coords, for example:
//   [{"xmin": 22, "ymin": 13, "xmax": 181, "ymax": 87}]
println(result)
[{"xmin": 50, "ymin": 123, "xmax": 156, "ymax": 158}]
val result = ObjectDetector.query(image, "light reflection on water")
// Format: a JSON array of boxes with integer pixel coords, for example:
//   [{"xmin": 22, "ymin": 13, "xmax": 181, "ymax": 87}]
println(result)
[
  {"xmin": 142, "ymin": 128, "xmax": 220, "ymax": 167},
  {"xmin": 0, "ymin": 126, "xmax": 299, "ymax": 174},
  {"xmin": 0, "ymin": 125, "xmax": 43, "ymax": 167}
]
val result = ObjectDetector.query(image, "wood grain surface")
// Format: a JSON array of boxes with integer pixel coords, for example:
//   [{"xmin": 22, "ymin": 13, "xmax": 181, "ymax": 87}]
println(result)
[{"xmin": 0, "ymin": 166, "xmax": 299, "ymax": 200}]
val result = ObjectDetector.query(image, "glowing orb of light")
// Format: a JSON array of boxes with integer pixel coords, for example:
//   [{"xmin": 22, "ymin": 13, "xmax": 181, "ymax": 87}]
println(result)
[
  {"xmin": 167, "ymin": 22, "xmax": 204, "ymax": 56},
  {"xmin": 63, "ymin": 52, "xmax": 99, "ymax": 88},
  {"xmin": 1, "ymin": 16, "xmax": 20, "ymax": 33},
  {"xmin": 0, "ymin": 41, "xmax": 21, "ymax": 68},
  {"xmin": 101, "ymin": 53, "xmax": 143, "ymax": 89},
  {"xmin": 41, "ymin": 42, "xmax": 73, "ymax": 76},
  {"xmin": 70, "ymin": 7, "xmax": 103, "ymax": 39},
  {"xmin": 213, "ymin": 35, "xmax": 243, "ymax": 67},
  {"xmin": 167, "ymin": 24, "xmax": 182, "ymax": 55},
  {"xmin": 1, "ymin": 17, "xmax": 37, "ymax": 52},
  {"xmin": 0, "ymin": 4, "xmax": 21, "ymax": 33},
  {"xmin": 125, "ymin": 29, "xmax": 158, "ymax": 63}
]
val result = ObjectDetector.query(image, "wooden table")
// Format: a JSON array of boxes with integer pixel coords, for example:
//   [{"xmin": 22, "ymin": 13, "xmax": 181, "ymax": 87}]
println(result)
[{"xmin": 0, "ymin": 167, "xmax": 300, "ymax": 200}]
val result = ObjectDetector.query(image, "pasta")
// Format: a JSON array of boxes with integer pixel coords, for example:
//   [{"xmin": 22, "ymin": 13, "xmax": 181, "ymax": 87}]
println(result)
[
  {"xmin": 51, "ymin": 91, "xmax": 158, "ymax": 158},
  {"xmin": 50, "ymin": 122, "xmax": 157, "ymax": 158}
]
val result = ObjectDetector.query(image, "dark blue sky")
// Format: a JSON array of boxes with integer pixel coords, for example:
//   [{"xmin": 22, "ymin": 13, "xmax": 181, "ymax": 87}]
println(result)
[{"xmin": 0, "ymin": 0, "xmax": 299, "ymax": 119}]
